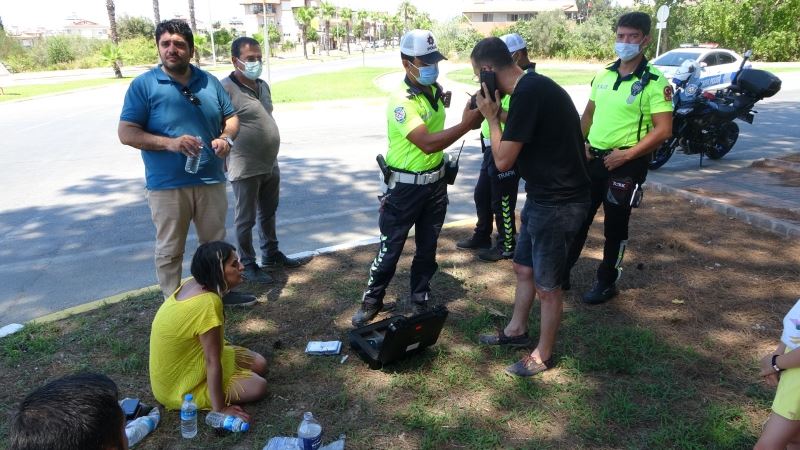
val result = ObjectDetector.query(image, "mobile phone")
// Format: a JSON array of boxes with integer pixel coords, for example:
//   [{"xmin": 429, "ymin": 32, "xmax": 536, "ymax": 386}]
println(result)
[
  {"xmin": 120, "ymin": 398, "xmax": 141, "ymax": 420},
  {"xmin": 479, "ymin": 69, "xmax": 497, "ymax": 102}
]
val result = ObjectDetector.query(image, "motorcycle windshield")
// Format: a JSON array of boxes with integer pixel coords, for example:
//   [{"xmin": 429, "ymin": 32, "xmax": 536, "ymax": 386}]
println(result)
[{"xmin": 676, "ymin": 70, "xmax": 704, "ymax": 104}]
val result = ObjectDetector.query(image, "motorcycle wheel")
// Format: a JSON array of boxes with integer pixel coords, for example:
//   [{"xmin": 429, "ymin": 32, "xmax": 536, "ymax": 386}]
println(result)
[
  {"xmin": 706, "ymin": 121, "xmax": 740, "ymax": 160},
  {"xmin": 649, "ymin": 138, "xmax": 677, "ymax": 170}
]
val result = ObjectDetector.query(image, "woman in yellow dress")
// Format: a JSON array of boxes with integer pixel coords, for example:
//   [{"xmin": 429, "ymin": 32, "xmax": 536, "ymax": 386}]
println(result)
[{"xmin": 149, "ymin": 241, "xmax": 267, "ymax": 421}]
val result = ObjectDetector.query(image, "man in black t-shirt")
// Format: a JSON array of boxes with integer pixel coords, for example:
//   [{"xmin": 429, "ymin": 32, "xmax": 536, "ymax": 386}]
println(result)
[{"xmin": 472, "ymin": 37, "xmax": 591, "ymax": 378}]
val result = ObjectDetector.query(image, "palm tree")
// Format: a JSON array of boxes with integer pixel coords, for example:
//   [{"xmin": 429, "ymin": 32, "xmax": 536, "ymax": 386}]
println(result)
[
  {"xmin": 356, "ymin": 10, "xmax": 368, "ymax": 42},
  {"xmin": 340, "ymin": 7, "xmax": 352, "ymax": 54},
  {"xmin": 397, "ymin": 1, "xmax": 417, "ymax": 33},
  {"xmin": 153, "ymin": 0, "xmax": 160, "ymax": 24},
  {"xmin": 319, "ymin": 1, "xmax": 336, "ymax": 56},
  {"xmin": 188, "ymin": 0, "xmax": 199, "ymax": 65},
  {"xmin": 294, "ymin": 6, "xmax": 316, "ymax": 59},
  {"xmin": 388, "ymin": 14, "xmax": 402, "ymax": 47},
  {"xmin": 104, "ymin": 0, "xmax": 123, "ymax": 78}
]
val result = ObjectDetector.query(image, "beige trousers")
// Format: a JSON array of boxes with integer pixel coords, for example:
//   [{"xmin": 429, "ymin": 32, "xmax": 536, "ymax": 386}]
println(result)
[{"xmin": 146, "ymin": 183, "xmax": 227, "ymax": 297}]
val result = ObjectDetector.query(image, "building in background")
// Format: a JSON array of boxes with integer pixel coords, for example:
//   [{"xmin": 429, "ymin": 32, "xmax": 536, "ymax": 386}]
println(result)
[
  {"xmin": 63, "ymin": 19, "xmax": 109, "ymax": 39},
  {"xmin": 239, "ymin": 0, "xmax": 320, "ymax": 44},
  {"xmin": 462, "ymin": 0, "xmax": 578, "ymax": 35}
]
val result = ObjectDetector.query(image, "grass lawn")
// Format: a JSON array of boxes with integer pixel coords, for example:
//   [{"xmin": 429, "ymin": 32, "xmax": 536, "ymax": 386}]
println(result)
[
  {"xmin": 448, "ymin": 67, "xmax": 597, "ymax": 87},
  {"xmin": 270, "ymin": 67, "xmax": 401, "ymax": 103},
  {"xmin": 1, "ymin": 190, "xmax": 798, "ymax": 449},
  {"xmin": 0, "ymin": 77, "xmax": 130, "ymax": 102}
]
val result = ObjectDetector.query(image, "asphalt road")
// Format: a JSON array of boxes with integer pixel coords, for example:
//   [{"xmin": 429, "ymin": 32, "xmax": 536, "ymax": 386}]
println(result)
[{"xmin": 1, "ymin": 60, "xmax": 798, "ymax": 327}]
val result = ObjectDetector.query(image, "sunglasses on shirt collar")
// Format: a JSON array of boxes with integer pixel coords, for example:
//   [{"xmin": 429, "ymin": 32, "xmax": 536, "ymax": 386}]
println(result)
[{"xmin": 181, "ymin": 86, "xmax": 201, "ymax": 106}]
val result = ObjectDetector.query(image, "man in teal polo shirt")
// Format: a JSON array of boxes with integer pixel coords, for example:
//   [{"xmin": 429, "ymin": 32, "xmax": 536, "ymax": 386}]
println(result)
[
  {"xmin": 564, "ymin": 12, "xmax": 673, "ymax": 304},
  {"xmin": 351, "ymin": 29, "xmax": 482, "ymax": 326},
  {"xmin": 118, "ymin": 20, "xmax": 253, "ymax": 305}
]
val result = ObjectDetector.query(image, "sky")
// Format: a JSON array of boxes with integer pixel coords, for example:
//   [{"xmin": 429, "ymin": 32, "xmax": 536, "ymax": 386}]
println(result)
[{"xmin": 2, "ymin": 0, "xmax": 463, "ymax": 30}]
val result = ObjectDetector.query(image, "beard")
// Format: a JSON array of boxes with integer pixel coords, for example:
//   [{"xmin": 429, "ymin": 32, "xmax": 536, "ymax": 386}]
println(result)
[{"xmin": 160, "ymin": 52, "xmax": 191, "ymax": 75}]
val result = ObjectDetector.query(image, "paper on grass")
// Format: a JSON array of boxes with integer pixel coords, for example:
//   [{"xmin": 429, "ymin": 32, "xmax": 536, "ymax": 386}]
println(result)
[{"xmin": 305, "ymin": 340, "xmax": 342, "ymax": 355}]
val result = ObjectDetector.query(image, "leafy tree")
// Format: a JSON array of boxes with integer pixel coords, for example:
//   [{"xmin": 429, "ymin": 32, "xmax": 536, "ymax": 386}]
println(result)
[
  {"xmin": 433, "ymin": 17, "xmax": 483, "ymax": 58},
  {"xmin": 118, "ymin": 36, "xmax": 158, "ymax": 64},
  {"xmin": 294, "ymin": 6, "xmax": 317, "ymax": 59},
  {"xmin": 193, "ymin": 34, "xmax": 212, "ymax": 58},
  {"xmin": 412, "ymin": 11, "xmax": 433, "ymax": 30},
  {"xmin": 118, "ymin": 15, "xmax": 155, "ymax": 40},
  {"xmin": 0, "ymin": 16, "xmax": 4, "ymax": 32},
  {"xmin": 212, "ymin": 28, "xmax": 234, "ymax": 57},
  {"xmin": 510, "ymin": 11, "xmax": 570, "ymax": 58}
]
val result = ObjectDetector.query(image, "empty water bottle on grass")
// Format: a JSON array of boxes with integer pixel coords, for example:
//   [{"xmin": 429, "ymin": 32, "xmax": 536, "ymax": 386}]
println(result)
[
  {"xmin": 180, "ymin": 394, "xmax": 197, "ymax": 438},
  {"xmin": 125, "ymin": 407, "xmax": 160, "ymax": 447},
  {"xmin": 184, "ymin": 136, "xmax": 203, "ymax": 174},
  {"xmin": 298, "ymin": 412, "xmax": 323, "ymax": 450},
  {"xmin": 206, "ymin": 411, "xmax": 250, "ymax": 432}
]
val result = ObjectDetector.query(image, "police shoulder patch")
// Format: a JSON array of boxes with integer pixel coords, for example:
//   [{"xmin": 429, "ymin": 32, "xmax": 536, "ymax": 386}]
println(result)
[
  {"xmin": 664, "ymin": 85, "xmax": 674, "ymax": 102},
  {"xmin": 394, "ymin": 106, "xmax": 406, "ymax": 123}
]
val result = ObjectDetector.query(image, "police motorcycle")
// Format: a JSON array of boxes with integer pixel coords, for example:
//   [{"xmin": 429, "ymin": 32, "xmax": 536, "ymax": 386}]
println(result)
[{"xmin": 649, "ymin": 50, "xmax": 782, "ymax": 170}]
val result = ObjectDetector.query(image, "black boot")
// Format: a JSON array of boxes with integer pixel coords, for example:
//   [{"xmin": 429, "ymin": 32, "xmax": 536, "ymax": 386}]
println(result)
[
  {"xmin": 352, "ymin": 295, "xmax": 384, "ymax": 327},
  {"xmin": 456, "ymin": 234, "xmax": 491, "ymax": 250},
  {"xmin": 582, "ymin": 280, "xmax": 618, "ymax": 304}
]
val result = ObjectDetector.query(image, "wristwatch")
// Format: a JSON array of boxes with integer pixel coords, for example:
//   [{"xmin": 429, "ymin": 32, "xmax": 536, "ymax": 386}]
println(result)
[
  {"xmin": 220, "ymin": 135, "xmax": 234, "ymax": 148},
  {"xmin": 772, "ymin": 354, "xmax": 783, "ymax": 372}
]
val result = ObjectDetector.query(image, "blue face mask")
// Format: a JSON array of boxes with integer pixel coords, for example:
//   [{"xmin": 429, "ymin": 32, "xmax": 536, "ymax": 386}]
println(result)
[
  {"xmin": 411, "ymin": 62, "xmax": 439, "ymax": 86},
  {"xmin": 615, "ymin": 42, "xmax": 641, "ymax": 62},
  {"xmin": 237, "ymin": 58, "xmax": 263, "ymax": 80}
]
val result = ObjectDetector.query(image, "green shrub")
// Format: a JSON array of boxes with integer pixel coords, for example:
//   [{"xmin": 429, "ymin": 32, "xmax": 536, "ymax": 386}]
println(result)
[
  {"xmin": 45, "ymin": 36, "xmax": 75, "ymax": 65},
  {"xmin": 118, "ymin": 36, "xmax": 158, "ymax": 65},
  {"xmin": 433, "ymin": 18, "xmax": 483, "ymax": 60},
  {"xmin": 752, "ymin": 30, "xmax": 800, "ymax": 62}
]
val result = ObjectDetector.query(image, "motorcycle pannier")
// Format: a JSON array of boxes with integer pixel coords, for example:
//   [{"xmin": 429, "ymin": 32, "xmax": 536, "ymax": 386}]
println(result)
[{"xmin": 734, "ymin": 69, "xmax": 781, "ymax": 98}]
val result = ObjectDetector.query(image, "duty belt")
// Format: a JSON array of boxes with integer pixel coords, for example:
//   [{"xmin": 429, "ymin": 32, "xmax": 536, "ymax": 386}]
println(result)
[
  {"xmin": 589, "ymin": 146, "xmax": 630, "ymax": 158},
  {"xmin": 388, "ymin": 164, "xmax": 446, "ymax": 185}
]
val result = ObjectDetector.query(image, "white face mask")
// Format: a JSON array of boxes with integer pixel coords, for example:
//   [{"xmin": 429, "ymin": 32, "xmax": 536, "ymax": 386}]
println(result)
[
  {"xmin": 615, "ymin": 42, "xmax": 641, "ymax": 62},
  {"xmin": 237, "ymin": 58, "xmax": 263, "ymax": 80}
]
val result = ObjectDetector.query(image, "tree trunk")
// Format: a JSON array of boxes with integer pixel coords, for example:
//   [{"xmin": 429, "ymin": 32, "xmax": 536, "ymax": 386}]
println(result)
[
  {"xmin": 302, "ymin": 27, "xmax": 308, "ymax": 59},
  {"xmin": 346, "ymin": 23, "xmax": 350, "ymax": 54},
  {"xmin": 105, "ymin": 0, "xmax": 123, "ymax": 78},
  {"xmin": 188, "ymin": 0, "xmax": 200, "ymax": 65},
  {"xmin": 153, "ymin": 0, "xmax": 161, "ymax": 24},
  {"xmin": 325, "ymin": 22, "xmax": 330, "ymax": 56}
]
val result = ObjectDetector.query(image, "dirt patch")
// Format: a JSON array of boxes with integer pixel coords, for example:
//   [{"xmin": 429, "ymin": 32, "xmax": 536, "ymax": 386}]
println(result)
[{"xmin": 1, "ymin": 191, "xmax": 798, "ymax": 449}]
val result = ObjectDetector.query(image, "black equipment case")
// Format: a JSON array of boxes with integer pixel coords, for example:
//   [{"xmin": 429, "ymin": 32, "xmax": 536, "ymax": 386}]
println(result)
[{"xmin": 348, "ymin": 305, "xmax": 448, "ymax": 370}]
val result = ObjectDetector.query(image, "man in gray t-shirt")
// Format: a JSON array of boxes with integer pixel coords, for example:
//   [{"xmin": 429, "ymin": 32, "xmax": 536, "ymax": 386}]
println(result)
[{"xmin": 221, "ymin": 37, "xmax": 311, "ymax": 283}]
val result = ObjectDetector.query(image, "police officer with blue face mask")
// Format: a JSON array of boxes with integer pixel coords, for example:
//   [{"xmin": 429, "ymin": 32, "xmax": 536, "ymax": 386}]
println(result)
[
  {"xmin": 563, "ymin": 12, "xmax": 673, "ymax": 304},
  {"xmin": 351, "ymin": 29, "xmax": 482, "ymax": 327}
]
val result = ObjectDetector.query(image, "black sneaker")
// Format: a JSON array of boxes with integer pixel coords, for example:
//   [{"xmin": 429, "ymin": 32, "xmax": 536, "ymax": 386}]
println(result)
[
  {"xmin": 582, "ymin": 281, "xmax": 618, "ymax": 305},
  {"xmin": 243, "ymin": 263, "xmax": 273, "ymax": 284},
  {"xmin": 456, "ymin": 235, "xmax": 492, "ymax": 250},
  {"xmin": 222, "ymin": 290, "xmax": 257, "ymax": 307},
  {"xmin": 478, "ymin": 246, "xmax": 514, "ymax": 262},
  {"xmin": 262, "ymin": 251, "xmax": 312, "ymax": 269}
]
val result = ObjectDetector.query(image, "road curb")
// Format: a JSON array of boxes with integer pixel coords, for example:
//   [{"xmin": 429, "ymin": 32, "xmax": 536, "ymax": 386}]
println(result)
[
  {"xmin": 646, "ymin": 181, "xmax": 800, "ymax": 239},
  {"xmin": 17, "ymin": 218, "xmax": 477, "ymax": 330}
]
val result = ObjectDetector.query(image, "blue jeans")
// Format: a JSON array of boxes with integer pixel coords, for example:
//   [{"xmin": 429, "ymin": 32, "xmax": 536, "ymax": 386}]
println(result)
[{"xmin": 513, "ymin": 197, "xmax": 590, "ymax": 291}]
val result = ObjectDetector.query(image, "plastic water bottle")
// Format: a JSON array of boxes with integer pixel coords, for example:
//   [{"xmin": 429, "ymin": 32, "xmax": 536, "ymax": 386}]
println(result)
[
  {"xmin": 184, "ymin": 136, "xmax": 203, "ymax": 174},
  {"xmin": 180, "ymin": 394, "xmax": 197, "ymax": 438},
  {"xmin": 205, "ymin": 411, "xmax": 250, "ymax": 432},
  {"xmin": 297, "ymin": 412, "xmax": 322, "ymax": 450},
  {"xmin": 125, "ymin": 407, "xmax": 160, "ymax": 447}
]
